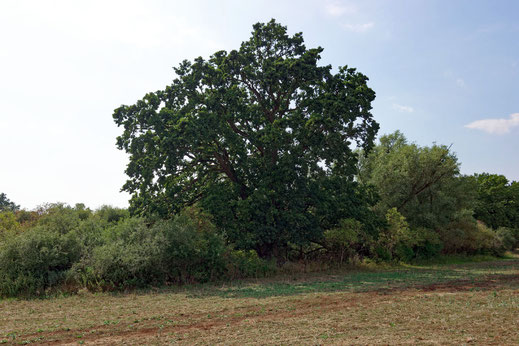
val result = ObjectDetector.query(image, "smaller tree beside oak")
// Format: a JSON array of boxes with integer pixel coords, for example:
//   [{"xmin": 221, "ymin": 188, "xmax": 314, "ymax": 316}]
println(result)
[{"xmin": 357, "ymin": 131, "xmax": 475, "ymax": 230}]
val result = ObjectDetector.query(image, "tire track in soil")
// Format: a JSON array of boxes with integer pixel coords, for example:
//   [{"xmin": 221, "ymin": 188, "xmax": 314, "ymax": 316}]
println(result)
[{"xmin": 22, "ymin": 273, "xmax": 519, "ymax": 345}]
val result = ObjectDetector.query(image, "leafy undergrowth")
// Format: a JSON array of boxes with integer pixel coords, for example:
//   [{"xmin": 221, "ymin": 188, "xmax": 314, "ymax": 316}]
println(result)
[{"xmin": 1, "ymin": 254, "xmax": 518, "ymax": 345}]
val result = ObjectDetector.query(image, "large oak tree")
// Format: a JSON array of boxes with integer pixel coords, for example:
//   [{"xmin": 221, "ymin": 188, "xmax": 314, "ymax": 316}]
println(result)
[{"xmin": 113, "ymin": 20, "xmax": 379, "ymax": 257}]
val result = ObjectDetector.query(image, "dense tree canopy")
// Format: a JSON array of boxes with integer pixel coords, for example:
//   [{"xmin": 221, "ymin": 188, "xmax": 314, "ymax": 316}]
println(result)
[
  {"xmin": 113, "ymin": 20, "xmax": 379, "ymax": 256},
  {"xmin": 473, "ymin": 173, "xmax": 519, "ymax": 229},
  {"xmin": 358, "ymin": 131, "xmax": 474, "ymax": 230}
]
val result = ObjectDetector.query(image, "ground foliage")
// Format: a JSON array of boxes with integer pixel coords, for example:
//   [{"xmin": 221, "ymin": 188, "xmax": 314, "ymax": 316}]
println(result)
[
  {"xmin": 0, "ymin": 204, "xmax": 274, "ymax": 297},
  {"xmin": 0, "ymin": 200, "xmax": 515, "ymax": 297}
]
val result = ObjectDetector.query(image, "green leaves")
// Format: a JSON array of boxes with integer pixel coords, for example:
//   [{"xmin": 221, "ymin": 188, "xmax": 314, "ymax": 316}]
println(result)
[
  {"xmin": 473, "ymin": 173, "xmax": 519, "ymax": 229},
  {"xmin": 359, "ymin": 131, "xmax": 469, "ymax": 230},
  {"xmin": 0, "ymin": 193, "xmax": 19, "ymax": 213},
  {"xmin": 113, "ymin": 20, "xmax": 379, "ymax": 256}
]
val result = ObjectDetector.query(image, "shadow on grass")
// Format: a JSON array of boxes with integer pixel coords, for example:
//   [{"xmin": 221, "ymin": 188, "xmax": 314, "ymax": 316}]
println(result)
[{"xmin": 183, "ymin": 257, "xmax": 519, "ymax": 299}]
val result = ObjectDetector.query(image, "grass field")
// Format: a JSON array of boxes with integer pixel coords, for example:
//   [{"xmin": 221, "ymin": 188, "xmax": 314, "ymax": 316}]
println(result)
[{"xmin": 1, "ymin": 255, "xmax": 519, "ymax": 345}]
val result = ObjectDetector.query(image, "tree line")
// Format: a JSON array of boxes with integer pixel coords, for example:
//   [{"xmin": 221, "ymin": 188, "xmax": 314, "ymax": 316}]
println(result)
[{"xmin": 0, "ymin": 20, "xmax": 517, "ymax": 297}]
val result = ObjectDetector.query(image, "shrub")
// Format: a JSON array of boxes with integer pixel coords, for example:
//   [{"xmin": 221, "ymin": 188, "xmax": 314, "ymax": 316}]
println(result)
[
  {"xmin": 0, "ymin": 211, "xmax": 20, "ymax": 241},
  {"xmin": 0, "ymin": 227, "xmax": 81, "ymax": 297},
  {"xmin": 475, "ymin": 222, "xmax": 504, "ymax": 256},
  {"xmin": 411, "ymin": 228, "xmax": 443, "ymax": 260},
  {"xmin": 72, "ymin": 217, "xmax": 105, "ymax": 253},
  {"xmin": 438, "ymin": 215, "xmax": 476, "ymax": 254},
  {"xmin": 496, "ymin": 227, "xmax": 517, "ymax": 251},
  {"xmin": 374, "ymin": 209, "xmax": 442, "ymax": 262},
  {"xmin": 35, "ymin": 203, "xmax": 81, "ymax": 234},
  {"xmin": 511, "ymin": 228, "xmax": 519, "ymax": 249},
  {"xmin": 439, "ymin": 217, "xmax": 505, "ymax": 256},
  {"xmin": 324, "ymin": 218, "xmax": 363, "ymax": 264},
  {"xmin": 72, "ymin": 208, "xmax": 230, "ymax": 289},
  {"xmin": 71, "ymin": 217, "xmax": 165, "ymax": 289},
  {"xmin": 74, "ymin": 203, "xmax": 92, "ymax": 221},
  {"xmin": 226, "ymin": 249, "xmax": 276, "ymax": 279},
  {"xmin": 157, "ymin": 209, "xmax": 228, "ymax": 283},
  {"xmin": 0, "ymin": 204, "xmax": 280, "ymax": 296},
  {"xmin": 15, "ymin": 210, "xmax": 40, "ymax": 229},
  {"xmin": 393, "ymin": 227, "xmax": 442, "ymax": 262},
  {"xmin": 375, "ymin": 208, "xmax": 411, "ymax": 261},
  {"xmin": 94, "ymin": 205, "xmax": 130, "ymax": 225}
]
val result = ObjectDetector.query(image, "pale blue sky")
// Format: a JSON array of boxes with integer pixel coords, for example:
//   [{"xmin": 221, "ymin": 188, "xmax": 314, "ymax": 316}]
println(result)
[{"xmin": 0, "ymin": 0, "xmax": 517, "ymax": 209}]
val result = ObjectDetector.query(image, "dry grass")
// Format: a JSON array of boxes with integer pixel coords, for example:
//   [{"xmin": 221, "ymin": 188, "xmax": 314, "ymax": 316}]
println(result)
[{"xmin": 1, "ymin": 256, "xmax": 519, "ymax": 345}]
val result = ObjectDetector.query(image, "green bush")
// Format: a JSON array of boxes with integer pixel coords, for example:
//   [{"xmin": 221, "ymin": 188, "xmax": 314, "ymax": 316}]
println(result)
[
  {"xmin": 0, "ymin": 227, "xmax": 81, "ymax": 297},
  {"xmin": 439, "ymin": 217, "xmax": 505, "ymax": 256},
  {"xmin": 373, "ymin": 245, "xmax": 392, "ymax": 262},
  {"xmin": 392, "ymin": 228, "xmax": 442, "ymax": 262},
  {"xmin": 375, "ymin": 208, "xmax": 411, "ymax": 261},
  {"xmin": 35, "ymin": 203, "xmax": 81, "ymax": 234},
  {"xmin": 226, "ymin": 249, "xmax": 276, "ymax": 279},
  {"xmin": 374, "ymin": 209, "xmax": 442, "ymax": 262},
  {"xmin": 72, "ymin": 217, "xmax": 105, "ymax": 253},
  {"xmin": 379, "ymin": 209, "xmax": 409, "ymax": 252},
  {"xmin": 72, "ymin": 208, "xmax": 230, "ymax": 289},
  {"xmin": 158, "ymin": 208, "xmax": 228, "ymax": 283},
  {"xmin": 496, "ymin": 227, "xmax": 517, "ymax": 251},
  {"xmin": 5, "ymin": 195, "xmax": 514, "ymax": 298},
  {"xmin": 15, "ymin": 210, "xmax": 40, "ymax": 229},
  {"xmin": 71, "ymin": 217, "xmax": 165, "ymax": 289},
  {"xmin": 324, "ymin": 218, "xmax": 363, "ymax": 264},
  {"xmin": 0, "ymin": 211, "xmax": 21, "ymax": 241},
  {"xmin": 412, "ymin": 228, "xmax": 443, "ymax": 260},
  {"xmin": 475, "ymin": 222, "xmax": 504, "ymax": 256},
  {"xmin": 511, "ymin": 228, "xmax": 519, "ymax": 249},
  {"xmin": 94, "ymin": 205, "xmax": 130, "ymax": 225},
  {"xmin": 438, "ymin": 216, "xmax": 474, "ymax": 254}
]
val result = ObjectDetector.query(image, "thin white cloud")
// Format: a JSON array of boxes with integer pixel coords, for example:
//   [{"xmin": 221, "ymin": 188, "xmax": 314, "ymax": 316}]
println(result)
[
  {"xmin": 393, "ymin": 103, "xmax": 414, "ymax": 113},
  {"xmin": 341, "ymin": 22, "xmax": 375, "ymax": 33},
  {"xmin": 456, "ymin": 78, "xmax": 466, "ymax": 88},
  {"xmin": 465, "ymin": 113, "xmax": 519, "ymax": 134},
  {"xmin": 324, "ymin": 1, "xmax": 357, "ymax": 17}
]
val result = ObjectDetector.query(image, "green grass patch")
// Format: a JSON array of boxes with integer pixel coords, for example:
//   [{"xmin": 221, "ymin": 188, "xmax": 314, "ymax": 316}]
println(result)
[{"xmin": 184, "ymin": 255, "xmax": 519, "ymax": 299}]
